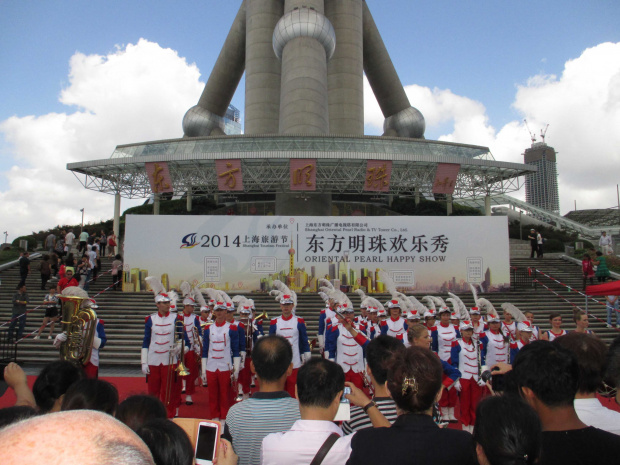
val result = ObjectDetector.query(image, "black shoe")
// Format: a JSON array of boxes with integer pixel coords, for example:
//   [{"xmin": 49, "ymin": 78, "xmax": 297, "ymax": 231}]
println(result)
[{"xmin": 186, "ymin": 400, "xmax": 193, "ymax": 405}]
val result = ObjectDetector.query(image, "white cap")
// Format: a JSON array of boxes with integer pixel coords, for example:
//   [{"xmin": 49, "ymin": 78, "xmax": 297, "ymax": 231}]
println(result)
[
  {"xmin": 424, "ymin": 309, "xmax": 436, "ymax": 319},
  {"xmin": 225, "ymin": 302, "xmax": 235, "ymax": 312},
  {"xmin": 450, "ymin": 312, "xmax": 459, "ymax": 320},
  {"xmin": 470, "ymin": 307, "xmax": 481, "ymax": 315},
  {"xmin": 459, "ymin": 320, "xmax": 474, "ymax": 331},
  {"xmin": 182, "ymin": 296, "xmax": 196, "ymax": 306},
  {"xmin": 386, "ymin": 299, "xmax": 401, "ymax": 309},
  {"xmin": 437, "ymin": 306, "xmax": 450, "ymax": 314},
  {"xmin": 214, "ymin": 301, "xmax": 227, "ymax": 310},
  {"xmin": 407, "ymin": 310, "xmax": 421, "ymax": 320},
  {"xmin": 518, "ymin": 321, "xmax": 533, "ymax": 332},
  {"xmin": 240, "ymin": 305, "xmax": 252, "ymax": 315},
  {"xmin": 337, "ymin": 304, "xmax": 354, "ymax": 314},
  {"xmin": 155, "ymin": 293, "xmax": 171, "ymax": 303},
  {"xmin": 367, "ymin": 306, "xmax": 378, "ymax": 314},
  {"xmin": 87, "ymin": 298, "xmax": 98, "ymax": 309},
  {"xmin": 377, "ymin": 309, "xmax": 387, "ymax": 317},
  {"xmin": 487, "ymin": 314, "xmax": 501, "ymax": 323},
  {"xmin": 280, "ymin": 294, "xmax": 295, "ymax": 304}
]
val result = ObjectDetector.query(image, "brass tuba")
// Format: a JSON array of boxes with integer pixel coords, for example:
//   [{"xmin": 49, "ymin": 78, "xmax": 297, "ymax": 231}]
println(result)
[{"xmin": 59, "ymin": 295, "xmax": 97, "ymax": 366}]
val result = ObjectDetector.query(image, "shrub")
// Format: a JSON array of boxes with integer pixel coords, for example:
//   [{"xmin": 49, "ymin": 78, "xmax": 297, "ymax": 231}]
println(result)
[{"xmin": 11, "ymin": 236, "xmax": 37, "ymax": 251}]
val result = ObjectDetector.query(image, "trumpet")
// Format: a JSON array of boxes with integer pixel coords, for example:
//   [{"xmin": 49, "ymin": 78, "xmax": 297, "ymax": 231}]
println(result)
[{"xmin": 59, "ymin": 295, "xmax": 97, "ymax": 366}]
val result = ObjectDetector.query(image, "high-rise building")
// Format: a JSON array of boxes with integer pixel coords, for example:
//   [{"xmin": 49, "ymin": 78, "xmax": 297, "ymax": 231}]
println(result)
[{"xmin": 523, "ymin": 142, "xmax": 559, "ymax": 214}]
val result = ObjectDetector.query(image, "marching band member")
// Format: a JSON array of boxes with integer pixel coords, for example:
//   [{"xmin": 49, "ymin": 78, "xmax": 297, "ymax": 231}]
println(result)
[
  {"xmin": 524, "ymin": 311, "xmax": 540, "ymax": 341},
  {"xmin": 179, "ymin": 286, "xmax": 202, "ymax": 406},
  {"xmin": 54, "ymin": 291, "xmax": 107, "ymax": 379},
  {"xmin": 501, "ymin": 306, "xmax": 517, "ymax": 340},
  {"xmin": 470, "ymin": 307, "xmax": 487, "ymax": 342},
  {"xmin": 232, "ymin": 295, "xmax": 262, "ymax": 400},
  {"xmin": 366, "ymin": 307, "xmax": 380, "ymax": 340},
  {"xmin": 541, "ymin": 312, "xmax": 567, "ymax": 341},
  {"xmin": 380, "ymin": 299, "xmax": 408, "ymax": 342},
  {"xmin": 424, "ymin": 308, "xmax": 437, "ymax": 339},
  {"xmin": 325, "ymin": 303, "xmax": 367, "ymax": 390},
  {"xmin": 404, "ymin": 310, "xmax": 422, "ymax": 347},
  {"xmin": 451, "ymin": 320, "xmax": 487, "ymax": 433},
  {"xmin": 317, "ymin": 280, "xmax": 339, "ymax": 354},
  {"xmin": 479, "ymin": 302, "xmax": 514, "ymax": 373},
  {"xmin": 141, "ymin": 280, "xmax": 189, "ymax": 419},
  {"xmin": 510, "ymin": 321, "xmax": 533, "ymax": 362},
  {"xmin": 269, "ymin": 287, "xmax": 311, "ymax": 399},
  {"xmin": 201, "ymin": 300, "xmax": 241, "ymax": 421},
  {"xmin": 431, "ymin": 304, "xmax": 461, "ymax": 422}
]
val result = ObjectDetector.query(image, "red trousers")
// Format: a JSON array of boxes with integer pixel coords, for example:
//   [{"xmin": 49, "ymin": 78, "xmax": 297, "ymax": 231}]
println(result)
[
  {"xmin": 439, "ymin": 383, "xmax": 458, "ymax": 408},
  {"xmin": 345, "ymin": 370, "xmax": 365, "ymax": 390},
  {"xmin": 238, "ymin": 356, "xmax": 252, "ymax": 395},
  {"xmin": 83, "ymin": 361, "xmax": 98, "ymax": 379},
  {"xmin": 285, "ymin": 368, "xmax": 299, "ymax": 399},
  {"xmin": 148, "ymin": 364, "xmax": 182, "ymax": 418},
  {"xmin": 181, "ymin": 350, "xmax": 199, "ymax": 395},
  {"xmin": 459, "ymin": 378, "xmax": 484, "ymax": 426},
  {"xmin": 207, "ymin": 369, "xmax": 233, "ymax": 420}
]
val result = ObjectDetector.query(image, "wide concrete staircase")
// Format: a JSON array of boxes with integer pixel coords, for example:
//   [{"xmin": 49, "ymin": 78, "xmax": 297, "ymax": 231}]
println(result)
[{"xmin": 1, "ymin": 255, "xmax": 617, "ymax": 369}]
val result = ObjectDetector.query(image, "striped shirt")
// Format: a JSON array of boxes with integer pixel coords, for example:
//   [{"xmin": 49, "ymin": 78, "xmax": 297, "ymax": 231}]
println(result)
[
  {"xmin": 224, "ymin": 391, "xmax": 300, "ymax": 465},
  {"xmin": 341, "ymin": 397, "xmax": 398, "ymax": 435}
]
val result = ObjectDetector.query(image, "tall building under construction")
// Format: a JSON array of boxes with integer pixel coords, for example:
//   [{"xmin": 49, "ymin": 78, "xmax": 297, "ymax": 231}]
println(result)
[{"xmin": 523, "ymin": 141, "xmax": 559, "ymax": 215}]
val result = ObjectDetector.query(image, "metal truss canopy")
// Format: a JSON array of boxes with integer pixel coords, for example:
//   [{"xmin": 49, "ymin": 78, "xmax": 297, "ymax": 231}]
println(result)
[{"xmin": 67, "ymin": 134, "xmax": 535, "ymax": 200}]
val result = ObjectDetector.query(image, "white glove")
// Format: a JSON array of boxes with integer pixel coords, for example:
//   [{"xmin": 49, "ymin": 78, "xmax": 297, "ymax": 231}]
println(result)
[
  {"xmin": 172, "ymin": 342, "xmax": 182, "ymax": 359},
  {"xmin": 201, "ymin": 357, "xmax": 207, "ymax": 383},
  {"xmin": 233, "ymin": 357, "xmax": 241, "ymax": 381},
  {"xmin": 240, "ymin": 351, "xmax": 247, "ymax": 367},
  {"xmin": 141, "ymin": 348, "xmax": 150, "ymax": 374},
  {"xmin": 318, "ymin": 335, "xmax": 325, "ymax": 350},
  {"xmin": 303, "ymin": 351, "xmax": 312, "ymax": 364},
  {"xmin": 454, "ymin": 380, "xmax": 462, "ymax": 392},
  {"xmin": 142, "ymin": 363, "xmax": 150, "ymax": 375},
  {"xmin": 324, "ymin": 351, "xmax": 330, "ymax": 360},
  {"xmin": 477, "ymin": 378, "xmax": 487, "ymax": 387},
  {"xmin": 92, "ymin": 336, "xmax": 102, "ymax": 350},
  {"xmin": 53, "ymin": 332, "xmax": 68, "ymax": 348}
]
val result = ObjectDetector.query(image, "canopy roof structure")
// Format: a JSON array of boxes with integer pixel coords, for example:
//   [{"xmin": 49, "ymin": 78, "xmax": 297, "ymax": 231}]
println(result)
[{"xmin": 67, "ymin": 134, "xmax": 534, "ymax": 200}]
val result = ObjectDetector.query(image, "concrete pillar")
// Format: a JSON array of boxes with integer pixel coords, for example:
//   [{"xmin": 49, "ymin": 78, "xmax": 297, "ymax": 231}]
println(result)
[
  {"xmin": 153, "ymin": 194, "xmax": 160, "ymax": 215},
  {"xmin": 186, "ymin": 188, "xmax": 192, "ymax": 212},
  {"xmin": 113, "ymin": 192, "xmax": 121, "ymax": 255},
  {"xmin": 245, "ymin": 0, "xmax": 283, "ymax": 134},
  {"xmin": 447, "ymin": 194, "xmax": 453, "ymax": 216},
  {"xmin": 325, "ymin": 0, "xmax": 364, "ymax": 135},
  {"xmin": 183, "ymin": 1, "xmax": 247, "ymax": 137},
  {"xmin": 275, "ymin": 1, "xmax": 334, "ymax": 134},
  {"xmin": 484, "ymin": 195, "xmax": 491, "ymax": 216},
  {"xmin": 414, "ymin": 190, "xmax": 420, "ymax": 206}
]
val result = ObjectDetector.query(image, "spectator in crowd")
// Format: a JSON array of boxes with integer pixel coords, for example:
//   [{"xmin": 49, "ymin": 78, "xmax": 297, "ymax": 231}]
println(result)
[
  {"xmin": 45, "ymin": 232, "xmax": 56, "ymax": 253},
  {"xmin": 56, "ymin": 267, "xmax": 78, "ymax": 293},
  {"xmin": 54, "ymin": 234, "xmax": 66, "ymax": 258},
  {"xmin": 2, "ymin": 362, "xmax": 36, "ymax": 408},
  {"xmin": 0, "ymin": 406, "xmax": 38, "ymax": 429},
  {"xmin": 473, "ymin": 395, "xmax": 541, "ymax": 465},
  {"xmin": 553, "ymin": 332, "xmax": 620, "ymax": 434},
  {"xmin": 65, "ymin": 228, "xmax": 75, "ymax": 252},
  {"xmin": 536, "ymin": 230, "xmax": 544, "ymax": 258},
  {"xmin": 224, "ymin": 335, "xmax": 300, "ymax": 465},
  {"xmin": 61, "ymin": 378, "xmax": 119, "ymax": 415},
  {"xmin": 77, "ymin": 255, "xmax": 91, "ymax": 288},
  {"xmin": 32, "ymin": 360, "xmax": 85, "ymax": 413},
  {"xmin": 34, "ymin": 284, "xmax": 60, "ymax": 340},
  {"xmin": 100, "ymin": 230, "xmax": 107, "ymax": 257},
  {"xmin": 18, "ymin": 251, "xmax": 30, "ymax": 286},
  {"xmin": 78, "ymin": 229, "xmax": 89, "ymax": 253},
  {"xmin": 511, "ymin": 341, "xmax": 620, "ymax": 464},
  {"xmin": 606, "ymin": 295, "xmax": 619, "ymax": 329},
  {"xmin": 602, "ymin": 335, "xmax": 620, "ymax": 413},
  {"xmin": 39, "ymin": 254, "xmax": 51, "ymax": 290},
  {"xmin": 342, "ymin": 335, "xmax": 403, "ymax": 434},
  {"xmin": 540, "ymin": 312, "xmax": 566, "ymax": 341},
  {"xmin": 85, "ymin": 244, "xmax": 97, "ymax": 290},
  {"xmin": 111, "ymin": 254, "xmax": 123, "ymax": 290},
  {"xmin": 572, "ymin": 309, "xmax": 594, "ymax": 335},
  {"xmin": 599, "ymin": 230, "xmax": 613, "ymax": 255},
  {"xmin": 261, "ymin": 358, "xmax": 354, "ymax": 464},
  {"xmin": 527, "ymin": 229, "xmax": 537, "ymax": 258},
  {"xmin": 8, "ymin": 284, "xmax": 28, "ymax": 343},
  {"xmin": 107, "ymin": 231, "xmax": 118, "ymax": 257},
  {"xmin": 346, "ymin": 346, "xmax": 476, "ymax": 465},
  {"xmin": 136, "ymin": 418, "xmax": 193, "ymax": 465},
  {"xmin": 581, "ymin": 253, "xmax": 595, "ymax": 290},
  {"xmin": 593, "ymin": 251, "xmax": 610, "ymax": 283},
  {"xmin": 65, "ymin": 252, "xmax": 76, "ymax": 269},
  {"xmin": 116, "ymin": 395, "xmax": 168, "ymax": 432},
  {"xmin": 92, "ymin": 239, "xmax": 102, "ymax": 283},
  {"xmin": 0, "ymin": 410, "xmax": 155, "ymax": 465},
  {"xmin": 50, "ymin": 252, "xmax": 60, "ymax": 277}
]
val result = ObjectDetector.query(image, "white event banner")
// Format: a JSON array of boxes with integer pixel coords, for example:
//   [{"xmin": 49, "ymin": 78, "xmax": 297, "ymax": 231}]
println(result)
[{"xmin": 124, "ymin": 215, "xmax": 510, "ymax": 294}]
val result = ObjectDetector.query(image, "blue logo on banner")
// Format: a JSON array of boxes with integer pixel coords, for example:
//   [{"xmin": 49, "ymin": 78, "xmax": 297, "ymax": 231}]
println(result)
[{"xmin": 180, "ymin": 233, "xmax": 198, "ymax": 249}]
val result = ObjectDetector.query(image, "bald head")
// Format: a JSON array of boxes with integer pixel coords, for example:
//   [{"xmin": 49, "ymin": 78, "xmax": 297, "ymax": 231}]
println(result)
[{"xmin": 0, "ymin": 410, "xmax": 154, "ymax": 465}]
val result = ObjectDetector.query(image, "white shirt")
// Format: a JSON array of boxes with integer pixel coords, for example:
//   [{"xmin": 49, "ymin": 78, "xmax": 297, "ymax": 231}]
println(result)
[
  {"xmin": 65, "ymin": 232, "xmax": 75, "ymax": 245},
  {"xmin": 599, "ymin": 235, "xmax": 612, "ymax": 247},
  {"xmin": 261, "ymin": 419, "xmax": 353, "ymax": 465},
  {"xmin": 574, "ymin": 397, "xmax": 620, "ymax": 435}
]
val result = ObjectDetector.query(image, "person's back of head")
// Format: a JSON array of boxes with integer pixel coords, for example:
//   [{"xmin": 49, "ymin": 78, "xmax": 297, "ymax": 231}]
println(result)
[
  {"xmin": 297, "ymin": 358, "xmax": 344, "ymax": 409},
  {"xmin": 0, "ymin": 410, "xmax": 154, "ymax": 465},
  {"xmin": 512, "ymin": 341, "xmax": 579, "ymax": 407},
  {"xmin": 32, "ymin": 360, "xmax": 85, "ymax": 413},
  {"xmin": 367, "ymin": 335, "xmax": 406, "ymax": 385},
  {"xmin": 61, "ymin": 378, "xmax": 119, "ymax": 415},
  {"xmin": 116, "ymin": 395, "xmax": 168, "ymax": 431},
  {"xmin": 474, "ymin": 395, "xmax": 541, "ymax": 465},
  {"xmin": 553, "ymin": 332, "xmax": 607, "ymax": 395},
  {"xmin": 386, "ymin": 346, "xmax": 442, "ymax": 414},
  {"xmin": 136, "ymin": 418, "xmax": 194, "ymax": 465},
  {"xmin": 0, "ymin": 406, "xmax": 38, "ymax": 429},
  {"xmin": 252, "ymin": 335, "xmax": 293, "ymax": 383}
]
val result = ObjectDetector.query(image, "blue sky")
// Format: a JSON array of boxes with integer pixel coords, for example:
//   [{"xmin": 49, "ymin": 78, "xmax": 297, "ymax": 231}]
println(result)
[{"xmin": 1, "ymin": 0, "xmax": 619, "ymax": 238}]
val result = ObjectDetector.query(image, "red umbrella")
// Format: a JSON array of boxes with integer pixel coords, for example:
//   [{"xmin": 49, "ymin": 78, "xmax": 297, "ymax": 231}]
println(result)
[{"xmin": 585, "ymin": 281, "xmax": 620, "ymax": 296}]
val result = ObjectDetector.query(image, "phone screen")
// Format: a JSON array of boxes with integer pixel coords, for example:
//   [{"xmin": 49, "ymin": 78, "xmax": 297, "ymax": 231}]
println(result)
[{"xmin": 195, "ymin": 424, "xmax": 218, "ymax": 461}]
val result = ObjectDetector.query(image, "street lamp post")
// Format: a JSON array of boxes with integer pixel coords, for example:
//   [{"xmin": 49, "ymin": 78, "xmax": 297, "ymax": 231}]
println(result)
[
  {"xmin": 80, "ymin": 208, "xmax": 85, "ymax": 233},
  {"xmin": 3, "ymin": 231, "xmax": 7, "ymax": 244}
]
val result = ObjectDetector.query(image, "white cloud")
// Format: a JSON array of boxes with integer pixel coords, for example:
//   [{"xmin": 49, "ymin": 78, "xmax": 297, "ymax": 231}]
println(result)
[
  {"xmin": 364, "ymin": 42, "xmax": 620, "ymax": 214},
  {"xmin": 0, "ymin": 39, "xmax": 203, "ymax": 238}
]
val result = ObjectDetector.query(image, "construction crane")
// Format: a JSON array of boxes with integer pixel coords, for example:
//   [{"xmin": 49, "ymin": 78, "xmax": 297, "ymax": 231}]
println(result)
[
  {"xmin": 523, "ymin": 119, "xmax": 537, "ymax": 144},
  {"xmin": 540, "ymin": 124, "xmax": 549, "ymax": 143}
]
